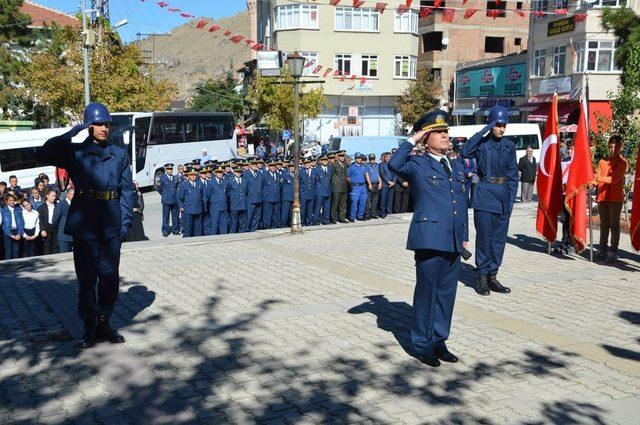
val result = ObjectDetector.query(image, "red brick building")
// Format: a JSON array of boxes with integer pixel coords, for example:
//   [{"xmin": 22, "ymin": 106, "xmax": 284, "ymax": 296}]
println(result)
[{"xmin": 20, "ymin": 0, "xmax": 80, "ymax": 29}]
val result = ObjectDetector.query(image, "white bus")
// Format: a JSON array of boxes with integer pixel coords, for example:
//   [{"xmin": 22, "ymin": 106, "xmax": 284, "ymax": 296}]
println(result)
[
  {"xmin": 0, "ymin": 127, "xmax": 87, "ymax": 189},
  {"xmin": 448, "ymin": 123, "xmax": 542, "ymax": 162},
  {"xmin": 113, "ymin": 111, "xmax": 237, "ymax": 189}
]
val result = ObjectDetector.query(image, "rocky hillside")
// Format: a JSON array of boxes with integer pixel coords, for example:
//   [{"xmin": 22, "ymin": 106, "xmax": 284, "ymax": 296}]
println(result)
[{"xmin": 138, "ymin": 11, "xmax": 251, "ymax": 101}]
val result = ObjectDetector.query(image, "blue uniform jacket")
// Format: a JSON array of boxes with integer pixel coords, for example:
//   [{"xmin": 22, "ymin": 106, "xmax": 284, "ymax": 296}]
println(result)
[
  {"xmin": 177, "ymin": 180, "xmax": 204, "ymax": 215},
  {"xmin": 281, "ymin": 170, "xmax": 294, "ymax": 202},
  {"xmin": 36, "ymin": 131, "xmax": 134, "ymax": 240},
  {"xmin": 299, "ymin": 168, "xmax": 316, "ymax": 201},
  {"xmin": 460, "ymin": 129, "xmax": 518, "ymax": 214},
  {"xmin": 389, "ymin": 142, "xmax": 469, "ymax": 253},
  {"xmin": 52, "ymin": 200, "xmax": 73, "ymax": 242},
  {"xmin": 379, "ymin": 162, "xmax": 396, "ymax": 185},
  {"xmin": 347, "ymin": 163, "xmax": 367, "ymax": 184},
  {"xmin": 227, "ymin": 177, "xmax": 248, "ymax": 211},
  {"xmin": 243, "ymin": 170, "xmax": 263, "ymax": 204},
  {"xmin": 1, "ymin": 206, "xmax": 25, "ymax": 235},
  {"xmin": 366, "ymin": 163, "xmax": 380, "ymax": 183},
  {"xmin": 157, "ymin": 174, "xmax": 179, "ymax": 205},
  {"xmin": 312, "ymin": 165, "xmax": 332, "ymax": 197},
  {"xmin": 206, "ymin": 178, "xmax": 228, "ymax": 212},
  {"xmin": 262, "ymin": 171, "xmax": 282, "ymax": 203}
]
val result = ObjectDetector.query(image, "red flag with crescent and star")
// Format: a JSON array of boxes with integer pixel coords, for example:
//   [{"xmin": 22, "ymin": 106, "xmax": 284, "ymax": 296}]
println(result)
[
  {"xmin": 536, "ymin": 93, "xmax": 563, "ymax": 243},
  {"xmin": 631, "ymin": 146, "xmax": 640, "ymax": 251}
]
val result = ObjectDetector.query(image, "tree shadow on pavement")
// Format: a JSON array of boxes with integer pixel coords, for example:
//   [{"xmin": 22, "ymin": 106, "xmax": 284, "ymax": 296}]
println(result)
[{"xmin": 602, "ymin": 310, "xmax": 640, "ymax": 362}]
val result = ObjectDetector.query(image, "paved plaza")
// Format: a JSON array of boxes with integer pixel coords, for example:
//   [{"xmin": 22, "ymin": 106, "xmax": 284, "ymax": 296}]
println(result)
[{"xmin": 1, "ymin": 201, "xmax": 640, "ymax": 424}]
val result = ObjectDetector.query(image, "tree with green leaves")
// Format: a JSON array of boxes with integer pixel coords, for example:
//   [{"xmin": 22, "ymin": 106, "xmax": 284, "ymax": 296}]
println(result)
[
  {"xmin": 189, "ymin": 73, "xmax": 246, "ymax": 120},
  {"xmin": 0, "ymin": 0, "xmax": 33, "ymax": 118},
  {"xmin": 601, "ymin": 7, "xmax": 640, "ymax": 170},
  {"xmin": 395, "ymin": 68, "xmax": 440, "ymax": 130},
  {"xmin": 246, "ymin": 69, "xmax": 328, "ymax": 132},
  {"xmin": 21, "ymin": 26, "xmax": 176, "ymax": 125}
]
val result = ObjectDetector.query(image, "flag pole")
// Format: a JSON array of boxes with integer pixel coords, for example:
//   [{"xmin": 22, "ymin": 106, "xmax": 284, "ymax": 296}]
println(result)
[{"xmin": 585, "ymin": 75, "xmax": 594, "ymax": 262}]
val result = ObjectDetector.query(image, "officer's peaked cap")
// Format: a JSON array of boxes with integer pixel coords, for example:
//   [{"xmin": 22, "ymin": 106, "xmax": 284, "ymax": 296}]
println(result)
[
  {"xmin": 164, "ymin": 163, "xmax": 174, "ymax": 169},
  {"xmin": 413, "ymin": 109, "xmax": 449, "ymax": 133},
  {"xmin": 368, "ymin": 154, "xmax": 376, "ymax": 159}
]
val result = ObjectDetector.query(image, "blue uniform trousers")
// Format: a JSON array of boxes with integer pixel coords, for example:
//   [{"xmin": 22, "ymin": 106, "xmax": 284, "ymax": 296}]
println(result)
[
  {"xmin": 300, "ymin": 199, "xmax": 314, "ymax": 226},
  {"xmin": 230, "ymin": 210, "xmax": 248, "ymax": 233},
  {"xmin": 209, "ymin": 210, "xmax": 229, "ymax": 235},
  {"xmin": 161, "ymin": 203, "xmax": 180, "ymax": 235},
  {"xmin": 58, "ymin": 241, "xmax": 73, "ymax": 253},
  {"xmin": 349, "ymin": 185, "xmax": 367, "ymax": 220},
  {"xmin": 74, "ymin": 236, "xmax": 122, "ymax": 323},
  {"xmin": 202, "ymin": 210, "xmax": 211, "ymax": 235},
  {"xmin": 474, "ymin": 210, "xmax": 510, "ymax": 275},
  {"xmin": 3, "ymin": 234, "xmax": 20, "ymax": 259},
  {"xmin": 247, "ymin": 202, "xmax": 262, "ymax": 232},
  {"xmin": 411, "ymin": 249, "xmax": 460, "ymax": 356},
  {"xmin": 182, "ymin": 213, "xmax": 203, "ymax": 238},
  {"xmin": 379, "ymin": 186, "xmax": 394, "ymax": 217},
  {"xmin": 314, "ymin": 195, "xmax": 331, "ymax": 224},
  {"xmin": 263, "ymin": 202, "xmax": 281, "ymax": 229},
  {"xmin": 281, "ymin": 201, "xmax": 292, "ymax": 227}
]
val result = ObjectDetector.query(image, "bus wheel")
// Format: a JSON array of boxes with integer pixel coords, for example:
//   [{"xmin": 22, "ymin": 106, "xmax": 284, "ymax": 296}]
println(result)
[{"xmin": 153, "ymin": 169, "xmax": 164, "ymax": 191}]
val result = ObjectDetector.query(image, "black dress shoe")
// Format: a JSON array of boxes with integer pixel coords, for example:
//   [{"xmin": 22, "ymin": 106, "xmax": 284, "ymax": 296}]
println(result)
[
  {"xmin": 96, "ymin": 315, "xmax": 125, "ymax": 343},
  {"xmin": 488, "ymin": 275, "xmax": 511, "ymax": 294},
  {"xmin": 348, "ymin": 219, "xmax": 355, "ymax": 223},
  {"xmin": 78, "ymin": 330, "xmax": 96, "ymax": 349},
  {"xmin": 416, "ymin": 353, "xmax": 440, "ymax": 367},
  {"xmin": 338, "ymin": 219, "xmax": 349, "ymax": 223},
  {"xmin": 475, "ymin": 275, "xmax": 490, "ymax": 296},
  {"xmin": 330, "ymin": 220, "xmax": 337, "ymax": 224},
  {"xmin": 435, "ymin": 347, "xmax": 459, "ymax": 363}
]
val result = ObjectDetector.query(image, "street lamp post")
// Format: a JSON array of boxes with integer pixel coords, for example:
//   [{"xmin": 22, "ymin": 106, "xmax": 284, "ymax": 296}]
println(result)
[
  {"xmin": 81, "ymin": 0, "xmax": 91, "ymax": 106},
  {"xmin": 287, "ymin": 52, "xmax": 306, "ymax": 234}
]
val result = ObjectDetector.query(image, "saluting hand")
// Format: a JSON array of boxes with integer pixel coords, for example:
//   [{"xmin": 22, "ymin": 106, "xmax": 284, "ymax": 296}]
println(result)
[{"xmin": 69, "ymin": 122, "xmax": 90, "ymax": 138}]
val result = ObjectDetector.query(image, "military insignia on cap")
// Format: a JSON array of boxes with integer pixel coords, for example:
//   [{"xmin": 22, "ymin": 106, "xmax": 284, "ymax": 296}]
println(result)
[{"xmin": 436, "ymin": 115, "xmax": 445, "ymax": 124}]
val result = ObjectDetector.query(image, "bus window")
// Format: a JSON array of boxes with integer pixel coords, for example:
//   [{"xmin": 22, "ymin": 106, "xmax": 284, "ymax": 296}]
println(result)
[
  {"xmin": 133, "ymin": 117, "xmax": 151, "ymax": 173},
  {"xmin": 0, "ymin": 147, "xmax": 43, "ymax": 172},
  {"xmin": 509, "ymin": 134, "xmax": 539, "ymax": 150},
  {"xmin": 107, "ymin": 115, "xmax": 133, "ymax": 148},
  {"xmin": 196, "ymin": 115, "xmax": 234, "ymax": 141}
]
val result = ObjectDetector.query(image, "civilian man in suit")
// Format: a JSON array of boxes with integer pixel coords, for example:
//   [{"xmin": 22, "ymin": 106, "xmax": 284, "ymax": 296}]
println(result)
[
  {"xmin": 53, "ymin": 189, "xmax": 74, "ymax": 252},
  {"xmin": 517, "ymin": 146, "xmax": 537, "ymax": 203},
  {"xmin": 330, "ymin": 151, "xmax": 349, "ymax": 223},
  {"xmin": 177, "ymin": 168, "xmax": 204, "ymax": 238},
  {"xmin": 262, "ymin": 161, "xmax": 282, "ymax": 229},
  {"xmin": 388, "ymin": 110, "xmax": 469, "ymax": 367},
  {"xmin": 244, "ymin": 160, "xmax": 263, "ymax": 232},
  {"xmin": 312, "ymin": 155, "xmax": 332, "ymax": 225},
  {"xmin": 157, "ymin": 163, "xmax": 180, "ymax": 237},
  {"xmin": 227, "ymin": 167, "xmax": 248, "ymax": 233}
]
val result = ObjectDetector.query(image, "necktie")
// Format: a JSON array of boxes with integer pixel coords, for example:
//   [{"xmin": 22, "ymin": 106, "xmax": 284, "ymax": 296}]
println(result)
[
  {"xmin": 192, "ymin": 182, "xmax": 195, "ymax": 188},
  {"xmin": 169, "ymin": 176, "xmax": 172, "ymax": 182},
  {"xmin": 440, "ymin": 158, "xmax": 451, "ymax": 178}
]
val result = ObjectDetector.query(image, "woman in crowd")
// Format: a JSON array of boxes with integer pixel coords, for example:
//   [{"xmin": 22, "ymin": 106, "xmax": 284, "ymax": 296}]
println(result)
[
  {"xmin": 1, "ymin": 194, "xmax": 24, "ymax": 259},
  {"xmin": 29, "ymin": 187, "xmax": 44, "ymax": 211},
  {"xmin": 38, "ymin": 189, "xmax": 58, "ymax": 255},
  {"xmin": 126, "ymin": 181, "xmax": 147, "ymax": 242},
  {"xmin": 36, "ymin": 180, "xmax": 47, "ymax": 198},
  {"xmin": 21, "ymin": 198, "xmax": 40, "ymax": 257}
]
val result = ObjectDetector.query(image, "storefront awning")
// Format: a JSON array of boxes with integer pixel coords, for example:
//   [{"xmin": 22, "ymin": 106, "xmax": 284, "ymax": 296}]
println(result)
[
  {"xmin": 452, "ymin": 108, "xmax": 478, "ymax": 116},
  {"xmin": 528, "ymin": 102, "xmax": 579, "ymax": 124}
]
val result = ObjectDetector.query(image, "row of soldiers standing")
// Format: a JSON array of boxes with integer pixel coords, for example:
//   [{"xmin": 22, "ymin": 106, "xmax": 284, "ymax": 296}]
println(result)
[{"xmin": 156, "ymin": 150, "xmax": 401, "ymax": 237}]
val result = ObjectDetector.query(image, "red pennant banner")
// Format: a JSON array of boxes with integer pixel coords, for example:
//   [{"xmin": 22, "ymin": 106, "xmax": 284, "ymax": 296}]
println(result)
[
  {"xmin": 406, "ymin": 0, "xmax": 413, "ymax": 7},
  {"xmin": 167, "ymin": 7, "xmax": 180, "ymax": 12},
  {"xmin": 397, "ymin": 4, "xmax": 409, "ymax": 14},
  {"xmin": 353, "ymin": 0, "xmax": 365, "ymax": 7},
  {"xmin": 208, "ymin": 24, "xmax": 220, "ymax": 32},
  {"xmin": 495, "ymin": 0, "xmax": 502, "ymax": 5},
  {"xmin": 245, "ymin": 39, "xmax": 255, "ymax": 45},
  {"xmin": 554, "ymin": 8, "xmax": 568, "ymax": 15},
  {"xmin": 230, "ymin": 35, "xmax": 243, "ymax": 43},
  {"xmin": 574, "ymin": 13, "xmax": 587, "ymax": 22},
  {"xmin": 340, "ymin": 73, "xmax": 348, "ymax": 82},
  {"xmin": 322, "ymin": 68, "xmax": 333, "ymax": 78},
  {"xmin": 250, "ymin": 43, "xmax": 265, "ymax": 51},
  {"xmin": 420, "ymin": 7, "xmax": 433, "ymax": 18},
  {"xmin": 156, "ymin": 1, "xmax": 168, "ymax": 7},
  {"xmin": 533, "ymin": 11, "xmax": 545, "ymax": 18},
  {"xmin": 196, "ymin": 20, "xmax": 208, "ymax": 29},
  {"xmin": 487, "ymin": 9, "xmax": 501, "ymax": 19},
  {"xmin": 223, "ymin": 30, "xmax": 232, "ymax": 36},
  {"xmin": 312, "ymin": 65, "xmax": 323, "ymax": 75},
  {"xmin": 180, "ymin": 13, "xmax": 193, "ymax": 18},
  {"xmin": 442, "ymin": 8, "xmax": 455, "ymax": 22},
  {"xmin": 463, "ymin": 9, "xmax": 477, "ymax": 19},
  {"xmin": 434, "ymin": 0, "xmax": 443, "ymax": 7},
  {"xmin": 515, "ymin": 10, "xmax": 526, "ymax": 17},
  {"xmin": 375, "ymin": 2, "xmax": 388, "ymax": 13},
  {"xmin": 329, "ymin": 0, "xmax": 341, "ymax": 5},
  {"xmin": 462, "ymin": 0, "xmax": 468, "ymax": 4},
  {"xmin": 359, "ymin": 77, "xmax": 367, "ymax": 85},
  {"xmin": 333, "ymin": 70, "xmax": 342, "ymax": 78}
]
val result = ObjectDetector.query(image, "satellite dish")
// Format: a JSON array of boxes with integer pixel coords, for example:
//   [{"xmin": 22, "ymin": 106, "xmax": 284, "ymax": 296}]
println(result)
[{"xmin": 442, "ymin": 37, "xmax": 449, "ymax": 46}]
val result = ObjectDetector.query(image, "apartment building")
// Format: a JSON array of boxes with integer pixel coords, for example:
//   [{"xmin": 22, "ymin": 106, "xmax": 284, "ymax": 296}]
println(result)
[
  {"xmin": 249, "ymin": 0, "xmax": 420, "ymax": 140},
  {"xmin": 526, "ymin": 0, "xmax": 636, "ymax": 131},
  {"xmin": 419, "ymin": 0, "xmax": 530, "ymax": 110}
]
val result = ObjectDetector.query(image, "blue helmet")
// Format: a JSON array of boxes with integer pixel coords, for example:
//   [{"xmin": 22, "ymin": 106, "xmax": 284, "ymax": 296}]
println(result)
[
  {"xmin": 83, "ymin": 102, "xmax": 112, "ymax": 125},
  {"xmin": 488, "ymin": 105, "xmax": 509, "ymax": 125}
]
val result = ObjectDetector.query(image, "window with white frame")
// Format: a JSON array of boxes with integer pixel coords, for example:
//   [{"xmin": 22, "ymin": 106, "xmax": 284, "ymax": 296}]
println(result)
[
  {"xmin": 586, "ymin": 41, "xmax": 619, "ymax": 71},
  {"xmin": 574, "ymin": 41, "xmax": 585, "ymax": 73},
  {"xmin": 532, "ymin": 0, "xmax": 549, "ymax": 12},
  {"xmin": 581, "ymin": 0, "xmax": 626, "ymax": 7},
  {"xmin": 275, "ymin": 4, "xmax": 318, "ymax": 30},
  {"xmin": 334, "ymin": 54, "xmax": 352, "ymax": 75},
  {"xmin": 335, "ymin": 7, "xmax": 379, "ymax": 32},
  {"xmin": 394, "ymin": 9, "xmax": 419, "ymax": 33},
  {"xmin": 394, "ymin": 55, "xmax": 417, "ymax": 78},
  {"xmin": 552, "ymin": 45, "xmax": 566, "ymax": 75},
  {"xmin": 299, "ymin": 52, "xmax": 318, "ymax": 76},
  {"xmin": 361, "ymin": 54, "xmax": 378, "ymax": 78},
  {"xmin": 533, "ymin": 48, "xmax": 546, "ymax": 76}
]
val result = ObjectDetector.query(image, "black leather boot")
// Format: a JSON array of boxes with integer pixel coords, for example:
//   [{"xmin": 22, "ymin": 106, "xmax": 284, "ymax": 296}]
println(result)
[
  {"xmin": 475, "ymin": 275, "xmax": 490, "ymax": 296},
  {"xmin": 488, "ymin": 275, "xmax": 511, "ymax": 294},
  {"xmin": 78, "ymin": 317, "xmax": 97, "ymax": 349},
  {"xmin": 96, "ymin": 314, "xmax": 125, "ymax": 343}
]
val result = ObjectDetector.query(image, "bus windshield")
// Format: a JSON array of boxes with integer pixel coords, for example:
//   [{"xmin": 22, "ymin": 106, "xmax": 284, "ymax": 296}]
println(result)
[{"xmin": 108, "ymin": 114, "xmax": 133, "ymax": 149}]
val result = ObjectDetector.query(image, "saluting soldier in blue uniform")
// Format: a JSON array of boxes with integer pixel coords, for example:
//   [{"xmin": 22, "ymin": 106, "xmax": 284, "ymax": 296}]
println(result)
[
  {"xmin": 227, "ymin": 167, "xmax": 248, "ymax": 233},
  {"xmin": 388, "ymin": 110, "xmax": 468, "ymax": 367},
  {"xmin": 300, "ymin": 158, "xmax": 316, "ymax": 226},
  {"xmin": 36, "ymin": 103, "xmax": 135, "ymax": 349},
  {"xmin": 157, "ymin": 163, "xmax": 180, "ymax": 237},
  {"xmin": 177, "ymin": 168, "xmax": 204, "ymax": 238},
  {"xmin": 460, "ymin": 106, "xmax": 517, "ymax": 296},
  {"xmin": 244, "ymin": 160, "xmax": 263, "ymax": 232},
  {"xmin": 312, "ymin": 155, "xmax": 332, "ymax": 225},
  {"xmin": 347, "ymin": 153, "xmax": 368, "ymax": 222},
  {"xmin": 262, "ymin": 160, "xmax": 282, "ymax": 229},
  {"xmin": 281, "ymin": 161, "xmax": 295, "ymax": 227},
  {"xmin": 206, "ymin": 167, "xmax": 229, "ymax": 235}
]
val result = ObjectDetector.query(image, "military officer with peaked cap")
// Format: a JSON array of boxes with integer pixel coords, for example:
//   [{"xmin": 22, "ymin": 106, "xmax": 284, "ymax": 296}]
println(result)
[
  {"xmin": 459, "ymin": 106, "xmax": 517, "ymax": 296},
  {"xmin": 157, "ymin": 163, "xmax": 180, "ymax": 237},
  {"xmin": 388, "ymin": 110, "xmax": 469, "ymax": 367},
  {"xmin": 36, "ymin": 102, "xmax": 135, "ymax": 349}
]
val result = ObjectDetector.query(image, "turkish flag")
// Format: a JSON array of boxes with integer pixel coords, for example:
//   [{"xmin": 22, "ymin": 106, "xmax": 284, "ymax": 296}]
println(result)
[
  {"xmin": 631, "ymin": 145, "xmax": 640, "ymax": 251},
  {"xmin": 564, "ymin": 98, "xmax": 594, "ymax": 252},
  {"xmin": 442, "ymin": 8, "xmax": 455, "ymax": 22},
  {"xmin": 463, "ymin": 9, "xmax": 477, "ymax": 19},
  {"xmin": 536, "ymin": 94, "xmax": 563, "ymax": 243}
]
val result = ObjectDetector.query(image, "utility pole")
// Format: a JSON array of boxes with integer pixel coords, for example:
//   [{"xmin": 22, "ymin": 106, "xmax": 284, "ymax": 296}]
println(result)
[
  {"xmin": 81, "ymin": 0, "xmax": 93, "ymax": 106},
  {"xmin": 92, "ymin": 0, "xmax": 110, "ymax": 25}
]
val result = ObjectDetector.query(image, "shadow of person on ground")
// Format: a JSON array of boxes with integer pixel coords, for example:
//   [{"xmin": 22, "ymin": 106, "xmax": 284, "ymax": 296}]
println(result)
[{"xmin": 602, "ymin": 310, "xmax": 640, "ymax": 363}]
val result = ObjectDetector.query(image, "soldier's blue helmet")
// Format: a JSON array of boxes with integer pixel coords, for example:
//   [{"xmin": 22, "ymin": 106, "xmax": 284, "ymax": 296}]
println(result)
[
  {"xmin": 487, "ymin": 105, "xmax": 509, "ymax": 125},
  {"xmin": 83, "ymin": 102, "xmax": 112, "ymax": 125}
]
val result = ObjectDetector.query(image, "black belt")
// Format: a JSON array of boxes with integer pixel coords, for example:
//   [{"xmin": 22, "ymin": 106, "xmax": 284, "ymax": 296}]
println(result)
[
  {"xmin": 77, "ymin": 189, "xmax": 119, "ymax": 200},
  {"xmin": 482, "ymin": 177, "xmax": 507, "ymax": 184},
  {"xmin": 352, "ymin": 183, "xmax": 366, "ymax": 186}
]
